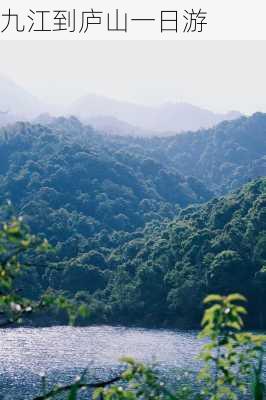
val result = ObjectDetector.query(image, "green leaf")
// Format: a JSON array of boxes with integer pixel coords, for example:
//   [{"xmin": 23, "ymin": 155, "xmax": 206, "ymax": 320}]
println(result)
[
  {"xmin": 203, "ymin": 294, "xmax": 223, "ymax": 304},
  {"xmin": 226, "ymin": 294, "xmax": 247, "ymax": 303}
]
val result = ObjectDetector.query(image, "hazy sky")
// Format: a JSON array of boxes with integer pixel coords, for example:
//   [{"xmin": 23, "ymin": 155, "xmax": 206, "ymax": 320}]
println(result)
[{"xmin": 0, "ymin": 40, "xmax": 265, "ymax": 114}]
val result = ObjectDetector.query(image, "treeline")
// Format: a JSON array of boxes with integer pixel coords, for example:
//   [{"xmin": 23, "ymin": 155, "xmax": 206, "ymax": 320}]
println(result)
[{"xmin": 0, "ymin": 114, "xmax": 265, "ymax": 327}]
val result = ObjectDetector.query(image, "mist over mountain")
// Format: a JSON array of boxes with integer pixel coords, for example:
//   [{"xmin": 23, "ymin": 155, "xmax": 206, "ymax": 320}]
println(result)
[
  {"xmin": 70, "ymin": 93, "xmax": 242, "ymax": 134},
  {"xmin": 0, "ymin": 75, "xmax": 242, "ymax": 134},
  {"xmin": 84, "ymin": 115, "xmax": 152, "ymax": 137},
  {"xmin": 0, "ymin": 76, "xmax": 45, "ymax": 121}
]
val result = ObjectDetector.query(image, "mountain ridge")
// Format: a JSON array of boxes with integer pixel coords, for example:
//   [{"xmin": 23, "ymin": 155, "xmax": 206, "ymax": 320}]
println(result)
[
  {"xmin": 69, "ymin": 93, "xmax": 242, "ymax": 134},
  {"xmin": 0, "ymin": 75, "xmax": 242, "ymax": 134}
]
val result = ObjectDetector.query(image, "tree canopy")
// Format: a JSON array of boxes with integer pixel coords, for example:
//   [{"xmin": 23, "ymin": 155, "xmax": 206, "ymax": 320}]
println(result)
[{"xmin": 0, "ymin": 114, "xmax": 265, "ymax": 328}]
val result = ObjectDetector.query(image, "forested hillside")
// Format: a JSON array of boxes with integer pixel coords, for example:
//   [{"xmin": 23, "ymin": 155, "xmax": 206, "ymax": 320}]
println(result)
[
  {"xmin": 36, "ymin": 112, "xmax": 266, "ymax": 196},
  {"xmin": 95, "ymin": 178, "xmax": 266, "ymax": 328},
  {"xmin": 0, "ymin": 119, "xmax": 210, "ymax": 253},
  {"xmin": 0, "ymin": 114, "xmax": 265, "ymax": 328},
  {"xmin": 97, "ymin": 112, "xmax": 266, "ymax": 196}
]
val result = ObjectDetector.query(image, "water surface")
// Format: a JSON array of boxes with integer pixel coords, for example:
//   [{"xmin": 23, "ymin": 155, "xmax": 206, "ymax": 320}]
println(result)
[{"xmin": 0, "ymin": 326, "xmax": 264, "ymax": 399}]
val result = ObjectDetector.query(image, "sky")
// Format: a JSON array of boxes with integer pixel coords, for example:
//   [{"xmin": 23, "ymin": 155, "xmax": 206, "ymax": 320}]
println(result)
[{"xmin": 0, "ymin": 40, "xmax": 265, "ymax": 114}]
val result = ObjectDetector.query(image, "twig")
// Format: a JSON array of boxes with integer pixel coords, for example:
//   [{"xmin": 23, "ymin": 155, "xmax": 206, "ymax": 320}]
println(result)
[{"xmin": 33, "ymin": 375, "xmax": 122, "ymax": 400}]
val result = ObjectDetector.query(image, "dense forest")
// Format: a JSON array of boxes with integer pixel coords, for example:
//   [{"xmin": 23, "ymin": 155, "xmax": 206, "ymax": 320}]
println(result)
[
  {"xmin": 101, "ymin": 112, "xmax": 266, "ymax": 196},
  {"xmin": 96, "ymin": 178, "xmax": 266, "ymax": 328},
  {"xmin": 0, "ymin": 113, "xmax": 265, "ymax": 328}
]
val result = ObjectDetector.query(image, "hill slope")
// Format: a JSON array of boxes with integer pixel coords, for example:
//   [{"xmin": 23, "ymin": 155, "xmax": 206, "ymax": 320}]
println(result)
[
  {"xmin": 99, "ymin": 112, "xmax": 266, "ymax": 196},
  {"xmin": 95, "ymin": 178, "xmax": 266, "ymax": 328},
  {"xmin": 0, "ymin": 118, "xmax": 211, "ymax": 261},
  {"xmin": 0, "ymin": 76, "xmax": 44, "ymax": 119},
  {"xmin": 0, "ymin": 117, "xmax": 265, "ymax": 328}
]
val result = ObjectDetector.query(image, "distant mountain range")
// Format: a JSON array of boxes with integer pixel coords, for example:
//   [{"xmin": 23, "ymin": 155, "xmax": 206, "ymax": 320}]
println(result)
[
  {"xmin": 0, "ymin": 76, "xmax": 242, "ymax": 134},
  {"xmin": 69, "ymin": 94, "xmax": 242, "ymax": 134},
  {"xmin": 0, "ymin": 76, "xmax": 44, "ymax": 120}
]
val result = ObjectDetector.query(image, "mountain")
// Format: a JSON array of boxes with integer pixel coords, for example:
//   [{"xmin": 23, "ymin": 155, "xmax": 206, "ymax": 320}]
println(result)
[
  {"xmin": 70, "ymin": 93, "xmax": 242, "ymax": 134},
  {"xmin": 0, "ymin": 117, "xmax": 212, "ymax": 253},
  {"xmin": 0, "ymin": 115, "xmax": 265, "ymax": 328},
  {"xmin": 0, "ymin": 75, "xmax": 44, "ymax": 120},
  {"xmin": 85, "ymin": 115, "xmax": 152, "ymax": 137},
  {"xmin": 137, "ymin": 112, "xmax": 266, "ymax": 195},
  {"xmin": 95, "ymin": 178, "xmax": 266, "ymax": 328},
  {"xmin": 0, "ymin": 77, "xmax": 242, "ymax": 134}
]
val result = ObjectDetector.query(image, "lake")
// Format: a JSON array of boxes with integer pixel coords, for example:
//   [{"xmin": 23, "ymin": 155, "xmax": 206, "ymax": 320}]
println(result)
[{"xmin": 0, "ymin": 326, "xmax": 265, "ymax": 399}]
